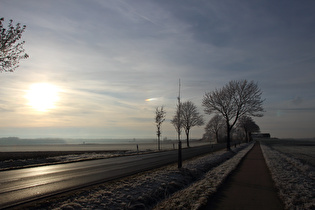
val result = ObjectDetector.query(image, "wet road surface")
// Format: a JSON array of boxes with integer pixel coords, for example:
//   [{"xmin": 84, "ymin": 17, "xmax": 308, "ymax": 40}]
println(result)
[{"xmin": 0, "ymin": 144, "xmax": 225, "ymax": 208}]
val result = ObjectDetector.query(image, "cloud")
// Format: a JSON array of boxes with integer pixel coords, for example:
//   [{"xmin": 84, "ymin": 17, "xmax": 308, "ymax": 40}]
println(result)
[
  {"xmin": 1, "ymin": 0, "xmax": 315, "ymax": 138},
  {"xmin": 291, "ymin": 97, "xmax": 303, "ymax": 106}
]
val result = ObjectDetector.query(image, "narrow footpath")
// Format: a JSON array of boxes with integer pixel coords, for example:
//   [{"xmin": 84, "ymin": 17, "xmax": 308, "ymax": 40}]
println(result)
[{"xmin": 203, "ymin": 142, "xmax": 283, "ymax": 210}]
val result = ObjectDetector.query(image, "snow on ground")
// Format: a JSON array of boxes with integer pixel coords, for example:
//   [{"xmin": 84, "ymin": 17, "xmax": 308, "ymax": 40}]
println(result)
[
  {"xmin": 260, "ymin": 142, "xmax": 315, "ymax": 209},
  {"xmin": 0, "ymin": 141, "xmax": 210, "ymax": 171},
  {"xmin": 155, "ymin": 142, "xmax": 254, "ymax": 210},
  {"xmin": 30, "ymin": 143, "xmax": 252, "ymax": 210}
]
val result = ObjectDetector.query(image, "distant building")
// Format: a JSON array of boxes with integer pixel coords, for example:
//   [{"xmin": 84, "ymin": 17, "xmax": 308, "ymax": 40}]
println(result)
[{"xmin": 252, "ymin": 133, "xmax": 271, "ymax": 139}]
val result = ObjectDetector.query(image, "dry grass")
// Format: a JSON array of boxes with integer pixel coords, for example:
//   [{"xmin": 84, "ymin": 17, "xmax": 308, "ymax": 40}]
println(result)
[
  {"xmin": 260, "ymin": 142, "xmax": 315, "ymax": 209},
  {"xmin": 154, "ymin": 143, "xmax": 254, "ymax": 210}
]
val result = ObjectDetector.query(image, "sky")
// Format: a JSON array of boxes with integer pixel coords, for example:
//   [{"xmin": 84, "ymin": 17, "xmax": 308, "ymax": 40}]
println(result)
[{"xmin": 0, "ymin": 0, "xmax": 314, "ymax": 140}]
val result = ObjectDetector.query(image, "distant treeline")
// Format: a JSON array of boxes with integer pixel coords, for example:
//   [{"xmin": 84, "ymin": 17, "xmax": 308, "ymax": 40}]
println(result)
[{"xmin": 0, "ymin": 137, "xmax": 66, "ymax": 145}]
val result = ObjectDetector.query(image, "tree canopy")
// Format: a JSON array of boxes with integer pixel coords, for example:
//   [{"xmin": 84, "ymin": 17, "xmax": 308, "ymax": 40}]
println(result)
[
  {"xmin": 170, "ymin": 104, "xmax": 183, "ymax": 139},
  {"xmin": 0, "ymin": 18, "xmax": 28, "ymax": 72},
  {"xmin": 237, "ymin": 116, "xmax": 260, "ymax": 142},
  {"xmin": 155, "ymin": 106, "xmax": 166, "ymax": 150},
  {"xmin": 204, "ymin": 114, "xmax": 225, "ymax": 143},
  {"xmin": 180, "ymin": 101, "xmax": 204, "ymax": 147},
  {"xmin": 202, "ymin": 80, "xmax": 264, "ymax": 150}
]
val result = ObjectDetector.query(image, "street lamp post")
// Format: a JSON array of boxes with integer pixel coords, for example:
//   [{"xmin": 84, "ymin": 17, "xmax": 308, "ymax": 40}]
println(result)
[{"xmin": 177, "ymin": 79, "xmax": 182, "ymax": 168}]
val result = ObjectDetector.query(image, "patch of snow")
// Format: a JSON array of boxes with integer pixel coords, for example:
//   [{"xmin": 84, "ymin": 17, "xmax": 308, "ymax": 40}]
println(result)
[
  {"xmin": 31, "ymin": 143, "xmax": 253, "ymax": 209},
  {"xmin": 260, "ymin": 142, "xmax": 315, "ymax": 209},
  {"xmin": 155, "ymin": 142, "xmax": 254, "ymax": 210}
]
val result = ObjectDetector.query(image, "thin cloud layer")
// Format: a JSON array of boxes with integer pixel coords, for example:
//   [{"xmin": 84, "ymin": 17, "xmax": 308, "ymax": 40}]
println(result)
[{"xmin": 0, "ymin": 0, "xmax": 314, "ymax": 139}]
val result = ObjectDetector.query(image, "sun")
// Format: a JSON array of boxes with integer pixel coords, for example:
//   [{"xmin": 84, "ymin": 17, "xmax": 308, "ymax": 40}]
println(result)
[{"xmin": 25, "ymin": 83, "xmax": 60, "ymax": 112}]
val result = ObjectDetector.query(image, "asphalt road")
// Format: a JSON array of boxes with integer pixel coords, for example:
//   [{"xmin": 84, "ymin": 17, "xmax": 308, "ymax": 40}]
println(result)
[{"xmin": 0, "ymin": 143, "xmax": 226, "ymax": 209}]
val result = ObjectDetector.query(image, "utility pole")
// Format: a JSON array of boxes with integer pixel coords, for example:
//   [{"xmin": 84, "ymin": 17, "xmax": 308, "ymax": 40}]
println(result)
[{"xmin": 177, "ymin": 79, "xmax": 182, "ymax": 168}]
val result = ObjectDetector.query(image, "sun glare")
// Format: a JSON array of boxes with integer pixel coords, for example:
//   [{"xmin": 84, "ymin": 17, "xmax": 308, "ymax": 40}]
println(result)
[{"xmin": 25, "ymin": 83, "xmax": 60, "ymax": 112}]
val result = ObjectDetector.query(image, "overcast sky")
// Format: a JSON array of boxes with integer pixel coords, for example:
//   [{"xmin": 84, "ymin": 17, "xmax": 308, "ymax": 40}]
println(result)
[{"xmin": 1, "ymin": 0, "xmax": 314, "ymax": 140}]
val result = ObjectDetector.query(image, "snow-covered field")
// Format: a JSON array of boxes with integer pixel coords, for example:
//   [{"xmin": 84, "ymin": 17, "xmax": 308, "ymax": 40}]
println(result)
[
  {"xmin": 260, "ymin": 139, "xmax": 315, "ymax": 209},
  {"xmin": 265, "ymin": 139, "xmax": 315, "ymax": 167},
  {"xmin": 0, "ymin": 140, "xmax": 209, "ymax": 152},
  {"xmin": 28, "ymin": 143, "xmax": 253, "ymax": 210},
  {"xmin": 0, "ymin": 141, "xmax": 210, "ymax": 171}
]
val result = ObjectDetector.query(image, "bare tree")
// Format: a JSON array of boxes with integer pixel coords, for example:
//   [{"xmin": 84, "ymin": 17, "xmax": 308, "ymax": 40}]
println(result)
[
  {"xmin": 202, "ymin": 80, "xmax": 264, "ymax": 150},
  {"xmin": 171, "ymin": 103, "xmax": 184, "ymax": 168},
  {"xmin": 237, "ymin": 116, "xmax": 260, "ymax": 142},
  {"xmin": 171, "ymin": 104, "xmax": 183, "ymax": 135},
  {"xmin": 155, "ymin": 106, "xmax": 166, "ymax": 150},
  {"xmin": 180, "ymin": 101, "xmax": 204, "ymax": 147},
  {"xmin": 172, "ymin": 79, "xmax": 183, "ymax": 168},
  {"xmin": 204, "ymin": 114, "xmax": 225, "ymax": 143},
  {"xmin": 0, "ymin": 18, "xmax": 29, "ymax": 72}
]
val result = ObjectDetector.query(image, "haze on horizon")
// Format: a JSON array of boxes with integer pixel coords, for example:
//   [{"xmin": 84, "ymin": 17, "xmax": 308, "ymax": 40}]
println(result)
[{"xmin": 0, "ymin": 0, "xmax": 314, "ymax": 140}]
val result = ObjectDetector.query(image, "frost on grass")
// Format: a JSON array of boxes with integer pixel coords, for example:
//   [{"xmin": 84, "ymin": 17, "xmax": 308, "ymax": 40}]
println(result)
[
  {"xmin": 155, "ymin": 142, "xmax": 254, "ymax": 210},
  {"xmin": 38, "ymin": 144, "xmax": 251, "ymax": 210},
  {"xmin": 260, "ymin": 143, "xmax": 315, "ymax": 209}
]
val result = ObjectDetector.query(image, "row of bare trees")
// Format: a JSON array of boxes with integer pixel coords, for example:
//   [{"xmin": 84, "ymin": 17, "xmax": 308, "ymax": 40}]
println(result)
[
  {"xmin": 155, "ymin": 101, "xmax": 204, "ymax": 150},
  {"xmin": 171, "ymin": 101, "xmax": 204, "ymax": 147},
  {"xmin": 204, "ymin": 115, "xmax": 260, "ymax": 144},
  {"xmin": 155, "ymin": 80, "xmax": 264, "ymax": 151},
  {"xmin": 202, "ymin": 80, "xmax": 264, "ymax": 150}
]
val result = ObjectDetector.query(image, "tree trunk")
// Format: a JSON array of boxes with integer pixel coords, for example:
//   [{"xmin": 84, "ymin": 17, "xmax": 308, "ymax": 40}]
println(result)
[
  {"xmin": 244, "ymin": 128, "xmax": 249, "ymax": 143},
  {"xmin": 186, "ymin": 129, "xmax": 190, "ymax": 147},
  {"xmin": 227, "ymin": 130, "xmax": 231, "ymax": 151},
  {"xmin": 215, "ymin": 131, "xmax": 219, "ymax": 143},
  {"xmin": 157, "ymin": 127, "xmax": 161, "ymax": 150},
  {"xmin": 249, "ymin": 132, "xmax": 252, "ymax": 142},
  {"xmin": 177, "ymin": 127, "xmax": 182, "ymax": 168},
  {"xmin": 226, "ymin": 121, "xmax": 231, "ymax": 151}
]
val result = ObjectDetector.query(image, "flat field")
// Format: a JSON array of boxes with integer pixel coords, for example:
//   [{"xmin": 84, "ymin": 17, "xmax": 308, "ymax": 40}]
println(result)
[
  {"xmin": 0, "ymin": 140, "xmax": 209, "ymax": 152},
  {"xmin": 0, "ymin": 140, "xmax": 211, "ymax": 170},
  {"xmin": 260, "ymin": 138, "xmax": 315, "ymax": 209},
  {"xmin": 261, "ymin": 138, "xmax": 315, "ymax": 167}
]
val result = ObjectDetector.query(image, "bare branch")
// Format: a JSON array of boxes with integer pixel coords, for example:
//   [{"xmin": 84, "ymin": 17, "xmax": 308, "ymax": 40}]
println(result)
[
  {"xmin": 202, "ymin": 79, "xmax": 264, "ymax": 150},
  {"xmin": 155, "ymin": 106, "xmax": 166, "ymax": 150},
  {"xmin": 0, "ymin": 18, "xmax": 28, "ymax": 72}
]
